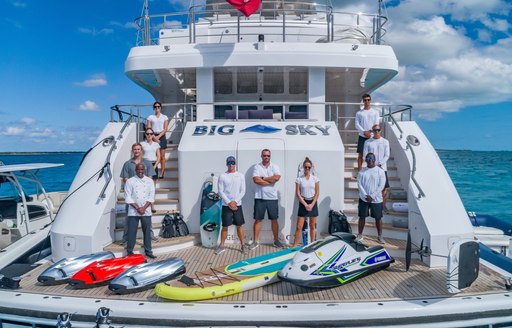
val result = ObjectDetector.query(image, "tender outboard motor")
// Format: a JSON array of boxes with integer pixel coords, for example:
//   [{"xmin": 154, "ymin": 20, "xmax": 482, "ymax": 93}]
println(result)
[
  {"xmin": 95, "ymin": 307, "xmax": 113, "ymax": 328},
  {"xmin": 56, "ymin": 312, "xmax": 72, "ymax": 328}
]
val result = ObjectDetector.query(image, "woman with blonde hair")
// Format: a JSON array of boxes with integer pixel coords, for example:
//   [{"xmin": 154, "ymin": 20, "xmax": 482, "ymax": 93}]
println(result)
[{"xmin": 291, "ymin": 157, "xmax": 319, "ymax": 247}]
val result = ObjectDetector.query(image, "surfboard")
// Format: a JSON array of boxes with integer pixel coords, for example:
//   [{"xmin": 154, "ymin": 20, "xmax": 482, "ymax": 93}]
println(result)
[
  {"xmin": 199, "ymin": 175, "xmax": 222, "ymax": 248},
  {"xmin": 154, "ymin": 247, "xmax": 301, "ymax": 301}
]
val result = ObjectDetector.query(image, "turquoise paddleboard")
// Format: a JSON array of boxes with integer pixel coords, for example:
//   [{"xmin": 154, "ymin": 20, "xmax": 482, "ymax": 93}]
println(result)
[
  {"xmin": 199, "ymin": 176, "xmax": 222, "ymax": 248},
  {"xmin": 226, "ymin": 246, "xmax": 302, "ymax": 276}
]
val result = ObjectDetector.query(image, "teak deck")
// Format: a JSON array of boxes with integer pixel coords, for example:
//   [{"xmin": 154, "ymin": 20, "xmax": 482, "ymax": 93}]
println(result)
[{"xmin": 17, "ymin": 240, "xmax": 507, "ymax": 304}]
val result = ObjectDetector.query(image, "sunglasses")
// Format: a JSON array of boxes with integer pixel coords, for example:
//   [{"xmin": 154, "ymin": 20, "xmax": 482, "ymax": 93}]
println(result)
[
  {"xmin": 304, "ymin": 166, "xmax": 311, "ymax": 169},
  {"xmin": 363, "ymin": 98, "xmax": 371, "ymax": 102},
  {"xmin": 227, "ymin": 161, "xmax": 236, "ymax": 165},
  {"xmin": 366, "ymin": 157, "xmax": 376, "ymax": 161},
  {"xmin": 372, "ymin": 129, "xmax": 381, "ymax": 132},
  {"xmin": 262, "ymin": 155, "xmax": 271, "ymax": 157},
  {"xmin": 153, "ymin": 105, "xmax": 161, "ymax": 109},
  {"xmin": 145, "ymin": 132, "xmax": 154, "ymax": 135}
]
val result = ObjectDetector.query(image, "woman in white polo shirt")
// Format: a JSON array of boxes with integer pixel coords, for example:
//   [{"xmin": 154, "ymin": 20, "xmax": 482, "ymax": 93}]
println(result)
[{"xmin": 291, "ymin": 157, "xmax": 320, "ymax": 247}]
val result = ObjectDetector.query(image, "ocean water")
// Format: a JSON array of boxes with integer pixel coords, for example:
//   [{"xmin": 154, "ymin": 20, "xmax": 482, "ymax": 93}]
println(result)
[
  {"xmin": 0, "ymin": 153, "xmax": 83, "ymax": 196},
  {"xmin": 1, "ymin": 151, "xmax": 511, "ymax": 225},
  {"xmin": 437, "ymin": 150, "xmax": 512, "ymax": 225}
]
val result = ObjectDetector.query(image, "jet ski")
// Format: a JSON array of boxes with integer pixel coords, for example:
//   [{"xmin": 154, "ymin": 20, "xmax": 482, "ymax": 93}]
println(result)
[
  {"xmin": 109, "ymin": 257, "xmax": 186, "ymax": 294},
  {"xmin": 37, "ymin": 251, "xmax": 115, "ymax": 285},
  {"xmin": 278, "ymin": 232, "xmax": 394, "ymax": 288},
  {"xmin": 68, "ymin": 254, "xmax": 146, "ymax": 288}
]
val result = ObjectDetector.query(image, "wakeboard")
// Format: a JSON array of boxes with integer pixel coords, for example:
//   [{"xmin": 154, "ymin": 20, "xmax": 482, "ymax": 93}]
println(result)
[
  {"xmin": 199, "ymin": 175, "xmax": 222, "ymax": 248},
  {"xmin": 154, "ymin": 247, "xmax": 301, "ymax": 301}
]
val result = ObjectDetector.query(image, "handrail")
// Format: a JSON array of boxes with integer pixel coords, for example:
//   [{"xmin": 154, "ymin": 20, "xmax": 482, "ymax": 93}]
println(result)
[
  {"xmin": 134, "ymin": 2, "xmax": 388, "ymax": 46},
  {"xmin": 405, "ymin": 141, "xmax": 425, "ymax": 199}
]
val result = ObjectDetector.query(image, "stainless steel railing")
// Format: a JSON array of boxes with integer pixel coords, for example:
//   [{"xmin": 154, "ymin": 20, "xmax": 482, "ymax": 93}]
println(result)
[{"xmin": 133, "ymin": 1, "xmax": 388, "ymax": 46}]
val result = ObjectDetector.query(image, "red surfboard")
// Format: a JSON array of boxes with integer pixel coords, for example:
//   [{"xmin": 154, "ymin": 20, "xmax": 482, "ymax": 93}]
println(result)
[{"xmin": 68, "ymin": 254, "xmax": 146, "ymax": 288}]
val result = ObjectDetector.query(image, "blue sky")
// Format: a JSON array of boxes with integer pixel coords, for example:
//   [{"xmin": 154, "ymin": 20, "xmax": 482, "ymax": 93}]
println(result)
[{"xmin": 0, "ymin": 0, "xmax": 511, "ymax": 152}]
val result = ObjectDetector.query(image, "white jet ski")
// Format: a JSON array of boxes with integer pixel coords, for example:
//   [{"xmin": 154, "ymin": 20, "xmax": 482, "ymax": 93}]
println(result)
[
  {"xmin": 279, "ymin": 232, "xmax": 393, "ymax": 288},
  {"xmin": 37, "ymin": 251, "xmax": 115, "ymax": 285},
  {"xmin": 108, "ymin": 257, "xmax": 186, "ymax": 294}
]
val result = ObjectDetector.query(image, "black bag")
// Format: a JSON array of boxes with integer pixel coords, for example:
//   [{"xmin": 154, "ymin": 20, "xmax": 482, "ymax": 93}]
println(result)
[
  {"xmin": 328, "ymin": 210, "xmax": 351, "ymax": 234},
  {"xmin": 175, "ymin": 213, "xmax": 189, "ymax": 236},
  {"xmin": 161, "ymin": 214, "xmax": 179, "ymax": 238}
]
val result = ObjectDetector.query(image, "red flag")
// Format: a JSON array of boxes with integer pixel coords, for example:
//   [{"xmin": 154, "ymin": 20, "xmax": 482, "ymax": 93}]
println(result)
[{"xmin": 226, "ymin": 0, "xmax": 261, "ymax": 17}]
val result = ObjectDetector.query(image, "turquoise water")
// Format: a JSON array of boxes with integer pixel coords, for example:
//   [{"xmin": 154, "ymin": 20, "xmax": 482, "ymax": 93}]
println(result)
[
  {"xmin": 0, "ymin": 153, "xmax": 83, "ymax": 196},
  {"xmin": 1, "ymin": 151, "xmax": 510, "ymax": 224},
  {"xmin": 437, "ymin": 150, "xmax": 512, "ymax": 225}
]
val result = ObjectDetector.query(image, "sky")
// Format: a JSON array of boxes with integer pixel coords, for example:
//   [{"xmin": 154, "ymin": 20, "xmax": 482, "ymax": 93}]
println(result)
[{"xmin": 0, "ymin": 0, "xmax": 511, "ymax": 152}]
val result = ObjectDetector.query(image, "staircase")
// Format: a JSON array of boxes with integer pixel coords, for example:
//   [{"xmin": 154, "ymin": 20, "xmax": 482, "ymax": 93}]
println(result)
[{"xmin": 343, "ymin": 143, "xmax": 409, "ymax": 258}]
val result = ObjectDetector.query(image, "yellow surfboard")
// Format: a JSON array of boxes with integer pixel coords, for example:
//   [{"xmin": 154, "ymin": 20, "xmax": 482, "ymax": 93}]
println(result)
[{"xmin": 154, "ymin": 247, "xmax": 301, "ymax": 301}]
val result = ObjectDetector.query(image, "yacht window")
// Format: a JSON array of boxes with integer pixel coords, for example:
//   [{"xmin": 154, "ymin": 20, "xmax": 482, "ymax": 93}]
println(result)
[
  {"xmin": 263, "ymin": 69, "xmax": 284, "ymax": 94},
  {"xmin": 214, "ymin": 69, "xmax": 233, "ymax": 94},
  {"xmin": 237, "ymin": 69, "xmax": 257, "ymax": 94},
  {"xmin": 289, "ymin": 69, "xmax": 307, "ymax": 94}
]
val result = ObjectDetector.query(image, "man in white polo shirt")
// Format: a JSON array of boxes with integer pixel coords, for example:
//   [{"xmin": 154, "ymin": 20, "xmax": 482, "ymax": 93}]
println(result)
[{"xmin": 249, "ymin": 149, "xmax": 284, "ymax": 250}]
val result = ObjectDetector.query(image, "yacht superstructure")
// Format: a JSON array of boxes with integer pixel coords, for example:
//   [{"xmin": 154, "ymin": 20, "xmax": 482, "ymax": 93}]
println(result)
[{"xmin": 0, "ymin": 1, "xmax": 511, "ymax": 327}]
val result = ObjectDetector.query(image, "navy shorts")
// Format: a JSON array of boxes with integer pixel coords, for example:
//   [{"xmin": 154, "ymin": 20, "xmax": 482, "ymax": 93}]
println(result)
[
  {"xmin": 221, "ymin": 206, "xmax": 245, "ymax": 227},
  {"xmin": 357, "ymin": 135, "xmax": 369, "ymax": 154},
  {"xmin": 155, "ymin": 133, "xmax": 168, "ymax": 150},
  {"xmin": 254, "ymin": 199, "xmax": 279, "ymax": 220},
  {"xmin": 297, "ymin": 198, "xmax": 318, "ymax": 217},
  {"xmin": 358, "ymin": 198, "xmax": 383, "ymax": 220}
]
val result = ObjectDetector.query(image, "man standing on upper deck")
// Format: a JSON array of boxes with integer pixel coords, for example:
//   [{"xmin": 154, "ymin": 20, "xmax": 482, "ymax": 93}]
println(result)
[
  {"xmin": 249, "ymin": 149, "xmax": 284, "ymax": 250},
  {"xmin": 355, "ymin": 94, "xmax": 380, "ymax": 171},
  {"xmin": 363, "ymin": 124, "xmax": 390, "ymax": 211}
]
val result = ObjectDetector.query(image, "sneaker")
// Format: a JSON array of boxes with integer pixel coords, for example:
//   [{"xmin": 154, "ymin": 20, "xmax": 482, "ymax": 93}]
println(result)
[
  {"xmin": 378, "ymin": 236, "xmax": 385, "ymax": 244},
  {"xmin": 241, "ymin": 245, "xmax": 248, "ymax": 254},
  {"xmin": 355, "ymin": 234, "xmax": 364, "ymax": 242},
  {"xmin": 248, "ymin": 241, "xmax": 259, "ymax": 251},
  {"xmin": 214, "ymin": 246, "xmax": 226, "ymax": 255},
  {"xmin": 273, "ymin": 240, "xmax": 285, "ymax": 248}
]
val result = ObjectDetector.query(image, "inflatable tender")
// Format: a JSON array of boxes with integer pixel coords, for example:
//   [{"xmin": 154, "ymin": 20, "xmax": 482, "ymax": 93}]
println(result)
[
  {"xmin": 38, "ymin": 251, "xmax": 115, "ymax": 285},
  {"xmin": 109, "ymin": 257, "xmax": 186, "ymax": 294},
  {"xmin": 68, "ymin": 254, "xmax": 146, "ymax": 288},
  {"xmin": 279, "ymin": 233, "xmax": 393, "ymax": 288}
]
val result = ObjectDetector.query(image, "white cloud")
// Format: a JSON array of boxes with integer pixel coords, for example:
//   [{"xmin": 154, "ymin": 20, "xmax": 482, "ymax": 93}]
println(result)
[
  {"xmin": 29, "ymin": 128, "xmax": 53, "ymax": 138},
  {"xmin": 75, "ymin": 74, "xmax": 108, "ymax": 87},
  {"xmin": 10, "ymin": 1, "xmax": 27, "ymax": 8},
  {"xmin": 78, "ymin": 27, "xmax": 114, "ymax": 36},
  {"xmin": 20, "ymin": 117, "xmax": 35, "ymax": 125},
  {"xmin": 330, "ymin": 0, "xmax": 512, "ymax": 121},
  {"xmin": 79, "ymin": 100, "xmax": 100, "ymax": 111},
  {"xmin": 109, "ymin": 21, "xmax": 139, "ymax": 29},
  {"xmin": 3, "ymin": 127, "xmax": 25, "ymax": 136}
]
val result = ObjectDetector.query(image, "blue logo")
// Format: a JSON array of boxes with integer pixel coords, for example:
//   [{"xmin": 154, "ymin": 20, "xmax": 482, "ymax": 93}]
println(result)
[{"xmin": 240, "ymin": 125, "xmax": 281, "ymax": 134}]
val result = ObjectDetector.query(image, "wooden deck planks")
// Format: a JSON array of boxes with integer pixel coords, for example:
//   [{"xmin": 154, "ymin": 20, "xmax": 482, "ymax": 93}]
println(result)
[{"xmin": 16, "ymin": 244, "xmax": 507, "ymax": 305}]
